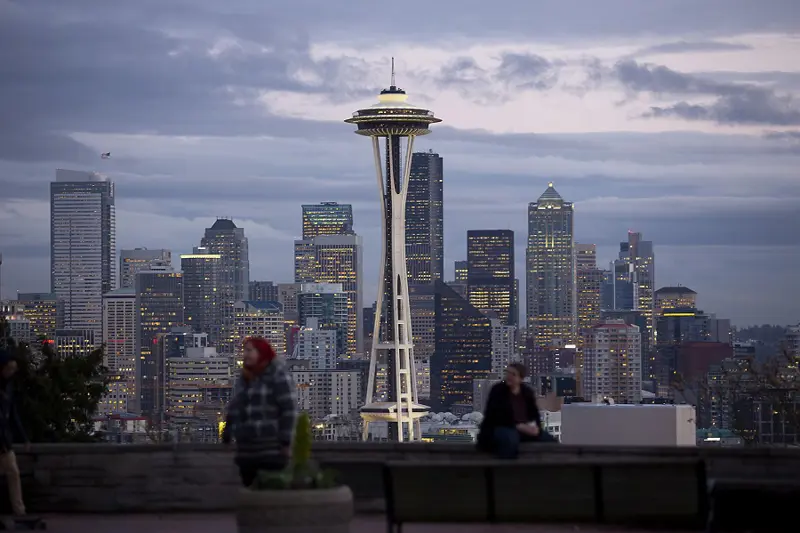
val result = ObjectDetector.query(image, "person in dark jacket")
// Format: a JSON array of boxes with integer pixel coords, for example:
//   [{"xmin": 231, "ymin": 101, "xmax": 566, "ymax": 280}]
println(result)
[
  {"xmin": 222, "ymin": 337, "xmax": 297, "ymax": 487},
  {"xmin": 0, "ymin": 350, "xmax": 29, "ymax": 516},
  {"xmin": 477, "ymin": 362, "xmax": 555, "ymax": 458}
]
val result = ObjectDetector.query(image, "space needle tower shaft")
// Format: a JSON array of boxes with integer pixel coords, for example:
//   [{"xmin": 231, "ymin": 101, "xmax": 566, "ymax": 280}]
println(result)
[{"xmin": 345, "ymin": 60, "xmax": 441, "ymax": 442}]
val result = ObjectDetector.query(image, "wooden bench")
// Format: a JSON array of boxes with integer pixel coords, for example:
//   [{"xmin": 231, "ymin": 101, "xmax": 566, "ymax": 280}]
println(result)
[
  {"xmin": 707, "ymin": 478, "xmax": 800, "ymax": 532},
  {"xmin": 383, "ymin": 459, "xmax": 707, "ymax": 533}
]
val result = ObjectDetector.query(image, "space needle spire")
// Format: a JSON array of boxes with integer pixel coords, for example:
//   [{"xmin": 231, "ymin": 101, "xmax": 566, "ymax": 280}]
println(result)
[{"xmin": 345, "ymin": 61, "xmax": 441, "ymax": 442}]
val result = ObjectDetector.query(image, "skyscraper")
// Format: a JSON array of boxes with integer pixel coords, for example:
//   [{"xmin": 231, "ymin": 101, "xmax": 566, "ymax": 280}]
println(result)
[
  {"xmin": 406, "ymin": 150, "xmax": 444, "ymax": 284},
  {"xmin": 102, "ymin": 287, "xmax": 136, "ymax": 413},
  {"xmin": 234, "ymin": 300, "xmax": 286, "ymax": 358},
  {"xmin": 526, "ymin": 183, "xmax": 576, "ymax": 348},
  {"xmin": 249, "ymin": 281, "xmax": 279, "ymax": 303},
  {"xmin": 575, "ymin": 243, "xmax": 603, "ymax": 346},
  {"xmin": 294, "ymin": 235, "xmax": 363, "ymax": 355},
  {"xmin": 467, "ymin": 230, "xmax": 516, "ymax": 326},
  {"xmin": 50, "ymin": 169, "xmax": 115, "ymax": 340},
  {"xmin": 200, "ymin": 218, "xmax": 249, "ymax": 355},
  {"xmin": 119, "ymin": 248, "xmax": 172, "ymax": 289},
  {"xmin": 135, "ymin": 265, "xmax": 184, "ymax": 418},
  {"xmin": 297, "ymin": 283, "xmax": 349, "ymax": 357},
  {"xmin": 16, "ymin": 292, "xmax": 60, "ymax": 340},
  {"xmin": 619, "ymin": 231, "xmax": 655, "ymax": 344},
  {"xmin": 181, "ymin": 247, "xmax": 223, "ymax": 345},
  {"xmin": 302, "ymin": 202, "xmax": 354, "ymax": 239},
  {"xmin": 453, "ymin": 260, "xmax": 468, "ymax": 283},
  {"xmin": 583, "ymin": 320, "xmax": 642, "ymax": 404},
  {"xmin": 430, "ymin": 280, "xmax": 493, "ymax": 412}
]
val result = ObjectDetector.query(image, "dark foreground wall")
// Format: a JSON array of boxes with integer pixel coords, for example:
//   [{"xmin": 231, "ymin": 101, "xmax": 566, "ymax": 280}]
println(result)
[{"xmin": 9, "ymin": 443, "xmax": 800, "ymax": 513}]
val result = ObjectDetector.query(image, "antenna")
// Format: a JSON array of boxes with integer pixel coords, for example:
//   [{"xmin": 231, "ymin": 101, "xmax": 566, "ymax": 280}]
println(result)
[{"xmin": 390, "ymin": 57, "xmax": 396, "ymax": 87}]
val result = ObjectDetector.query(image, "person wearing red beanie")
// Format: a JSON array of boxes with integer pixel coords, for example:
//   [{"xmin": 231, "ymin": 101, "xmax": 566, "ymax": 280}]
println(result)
[{"xmin": 222, "ymin": 337, "xmax": 297, "ymax": 486}]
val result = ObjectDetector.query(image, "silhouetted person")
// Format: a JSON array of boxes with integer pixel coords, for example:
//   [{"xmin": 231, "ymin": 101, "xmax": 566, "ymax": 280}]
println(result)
[
  {"xmin": 222, "ymin": 337, "xmax": 296, "ymax": 487},
  {"xmin": 477, "ymin": 362, "xmax": 555, "ymax": 458},
  {"xmin": 0, "ymin": 350, "xmax": 29, "ymax": 516}
]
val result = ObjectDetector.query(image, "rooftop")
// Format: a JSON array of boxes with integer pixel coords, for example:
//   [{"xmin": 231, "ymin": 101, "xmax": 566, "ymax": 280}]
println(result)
[
  {"xmin": 210, "ymin": 218, "xmax": 238, "ymax": 230},
  {"xmin": 655, "ymin": 286, "xmax": 697, "ymax": 295}
]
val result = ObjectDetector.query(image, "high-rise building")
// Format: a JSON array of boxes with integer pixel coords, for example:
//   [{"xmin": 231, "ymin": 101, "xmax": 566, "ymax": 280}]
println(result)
[
  {"xmin": 575, "ymin": 244, "xmax": 603, "ymax": 346},
  {"xmin": 119, "ymin": 248, "xmax": 172, "ymax": 289},
  {"xmin": 655, "ymin": 286, "xmax": 697, "ymax": 312},
  {"xmin": 619, "ymin": 231, "xmax": 655, "ymax": 345},
  {"xmin": 491, "ymin": 319, "xmax": 518, "ymax": 375},
  {"xmin": 467, "ymin": 230, "xmax": 516, "ymax": 326},
  {"xmin": 15, "ymin": 292, "xmax": 60, "ymax": 340},
  {"xmin": 181, "ymin": 248, "xmax": 223, "ymax": 345},
  {"xmin": 249, "ymin": 281, "xmax": 279, "ymax": 303},
  {"xmin": 289, "ymin": 364, "xmax": 363, "ymax": 422},
  {"xmin": 294, "ymin": 317, "xmax": 338, "ymax": 370},
  {"xmin": 582, "ymin": 320, "xmax": 642, "ymax": 404},
  {"xmin": 102, "ymin": 287, "xmax": 136, "ymax": 413},
  {"xmin": 454, "ymin": 260, "xmax": 468, "ymax": 284},
  {"xmin": 601, "ymin": 260, "xmax": 636, "ymax": 312},
  {"xmin": 430, "ymin": 280, "xmax": 493, "ymax": 412},
  {"xmin": 200, "ymin": 219, "xmax": 249, "ymax": 355},
  {"xmin": 297, "ymin": 283, "xmax": 349, "ymax": 357},
  {"xmin": 406, "ymin": 150, "xmax": 444, "ymax": 284},
  {"xmin": 234, "ymin": 300, "xmax": 286, "ymax": 358},
  {"xmin": 165, "ymin": 344, "xmax": 230, "ymax": 421},
  {"xmin": 54, "ymin": 329, "xmax": 95, "ymax": 357},
  {"xmin": 135, "ymin": 265, "xmax": 184, "ymax": 418},
  {"xmin": 302, "ymin": 202, "xmax": 354, "ymax": 239},
  {"xmin": 409, "ymin": 284, "xmax": 436, "ymax": 402},
  {"xmin": 294, "ymin": 235, "xmax": 363, "ymax": 355},
  {"xmin": 50, "ymin": 169, "xmax": 115, "ymax": 340},
  {"xmin": 526, "ymin": 183, "xmax": 576, "ymax": 349}
]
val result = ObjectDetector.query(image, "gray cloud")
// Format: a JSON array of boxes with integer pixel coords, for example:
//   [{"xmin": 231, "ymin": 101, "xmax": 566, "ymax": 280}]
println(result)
[
  {"xmin": 633, "ymin": 40, "xmax": 753, "ymax": 57},
  {"xmin": 615, "ymin": 60, "xmax": 800, "ymax": 126}
]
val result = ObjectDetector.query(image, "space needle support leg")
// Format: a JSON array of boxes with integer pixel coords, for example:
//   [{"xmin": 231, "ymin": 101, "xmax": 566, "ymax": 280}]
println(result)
[
  {"xmin": 363, "ymin": 135, "xmax": 387, "ymax": 441},
  {"xmin": 398, "ymin": 134, "xmax": 417, "ymax": 441}
]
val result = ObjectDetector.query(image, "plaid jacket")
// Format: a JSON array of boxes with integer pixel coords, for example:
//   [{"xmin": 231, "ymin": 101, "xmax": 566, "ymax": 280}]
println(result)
[{"xmin": 224, "ymin": 358, "xmax": 296, "ymax": 461}]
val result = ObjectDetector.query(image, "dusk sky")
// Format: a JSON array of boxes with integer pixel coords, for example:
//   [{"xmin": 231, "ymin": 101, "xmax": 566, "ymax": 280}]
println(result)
[{"xmin": 1, "ymin": 0, "xmax": 798, "ymax": 326}]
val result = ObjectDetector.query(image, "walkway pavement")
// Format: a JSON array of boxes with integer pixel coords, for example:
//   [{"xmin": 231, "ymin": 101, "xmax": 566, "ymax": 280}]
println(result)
[{"xmin": 38, "ymin": 514, "xmax": 689, "ymax": 533}]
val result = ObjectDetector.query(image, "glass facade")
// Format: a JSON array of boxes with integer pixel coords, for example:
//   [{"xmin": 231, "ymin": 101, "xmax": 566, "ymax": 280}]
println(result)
[
  {"xmin": 467, "ymin": 230, "xmax": 516, "ymax": 326},
  {"xmin": 405, "ymin": 151, "xmax": 444, "ymax": 284},
  {"xmin": 50, "ymin": 169, "xmax": 115, "ymax": 341},
  {"xmin": 526, "ymin": 183, "xmax": 576, "ymax": 348},
  {"xmin": 135, "ymin": 268, "xmax": 184, "ymax": 418},
  {"xmin": 298, "ymin": 283, "xmax": 350, "ymax": 357},
  {"xmin": 181, "ymin": 249, "xmax": 223, "ymax": 345},
  {"xmin": 430, "ymin": 280, "xmax": 493, "ymax": 412},
  {"xmin": 302, "ymin": 202, "xmax": 354, "ymax": 239}
]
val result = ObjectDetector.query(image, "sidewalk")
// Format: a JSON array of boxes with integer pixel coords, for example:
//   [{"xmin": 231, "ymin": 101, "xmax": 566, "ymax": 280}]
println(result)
[{"xmin": 40, "ymin": 514, "xmax": 689, "ymax": 533}]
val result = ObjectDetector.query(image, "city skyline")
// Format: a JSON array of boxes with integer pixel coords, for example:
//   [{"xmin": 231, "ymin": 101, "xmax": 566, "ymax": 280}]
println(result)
[{"xmin": 1, "ymin": 1, "xmax": 799, "ymax": 326}]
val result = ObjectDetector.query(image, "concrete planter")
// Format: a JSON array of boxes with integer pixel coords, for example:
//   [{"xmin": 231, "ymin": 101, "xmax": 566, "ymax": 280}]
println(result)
[{"xmin": 236, "ymin": 484, "xmax": 354, "ymax": 533}]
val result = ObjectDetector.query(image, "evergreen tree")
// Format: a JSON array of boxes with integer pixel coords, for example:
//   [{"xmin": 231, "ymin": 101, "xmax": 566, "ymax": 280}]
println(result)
[{"xmin": 1, "ymin": 318, "xmax": 108, "ymax": 442}]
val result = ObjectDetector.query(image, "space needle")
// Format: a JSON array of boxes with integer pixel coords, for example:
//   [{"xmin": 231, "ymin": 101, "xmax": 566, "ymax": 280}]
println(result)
[{"xmin": 345, "ymin": 60, "xmax": 441, "ymax": 442}]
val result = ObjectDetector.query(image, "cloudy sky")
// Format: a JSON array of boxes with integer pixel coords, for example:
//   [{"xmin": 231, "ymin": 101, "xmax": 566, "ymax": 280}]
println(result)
[{"xmin": 1, "ymin": 0, "xmax": 798, "ymax": 326}]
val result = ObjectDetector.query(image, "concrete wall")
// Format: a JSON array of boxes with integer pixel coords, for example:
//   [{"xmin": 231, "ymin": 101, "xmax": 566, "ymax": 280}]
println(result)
[{"xmin": 7, "ymin": 443, "xmax": 800, "ymax": 514}]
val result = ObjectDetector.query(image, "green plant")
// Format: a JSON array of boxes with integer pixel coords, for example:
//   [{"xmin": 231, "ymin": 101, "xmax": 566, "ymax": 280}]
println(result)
[{"xmin": 251, "ymin": 411, "xmax": 338, "ymax": 490}]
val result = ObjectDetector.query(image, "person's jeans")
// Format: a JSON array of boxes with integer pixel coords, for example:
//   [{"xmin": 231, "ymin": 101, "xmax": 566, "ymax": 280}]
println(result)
[
  {"xmin": 0, "ymin": 451, "xmax": 25, "ymax": 515},
  {"xmin": 493, "ymin": 426, "xmax": 556, "ymax": 459}
]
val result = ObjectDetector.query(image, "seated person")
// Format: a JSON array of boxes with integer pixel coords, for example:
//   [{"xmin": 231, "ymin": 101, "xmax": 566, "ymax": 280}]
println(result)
[{"xmin": 477, "ymin": 362, "xmax": 556, "ymax": 458}]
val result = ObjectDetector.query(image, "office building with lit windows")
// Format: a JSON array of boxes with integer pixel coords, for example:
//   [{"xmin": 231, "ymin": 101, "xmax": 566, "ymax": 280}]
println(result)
[
  {"xmin": 302, "ymin": 202, "xmax": 354, "ymax": 239},
  {"xmin": 406, "ymin": 150, "xmax": 444, "ymax": 284},
  {"xmin": 409, "ymin": 283, "xmax": 436, "ymax": 402},
  {"xmin": 467, "ymin": 230, "xmax": 516, "ymax": 326},
  {"xmin": 294, "ymin": 235, "xmax": 363, "ymax": 355},
  {"xmin": 454, "ymin": 260, "xmax": 468, "ymax": 284},
  {"xmin": 102, "ymin": 287, "xmax": 136, "ymax": 413},
  {"xmin": 297, "ymin": 283, "xmax": 349, "ymax": 357},
  {"xmin": 234, "ymin": 300, "xmax": 286, "ymax": 357},
  {"xmin": 181, "ymin": 248, "xmax": 223, "ymax": 345},
  {"xmin": 655, "ymin": 286, "xmax": 697, "ymax": 312},
  {"xmin": 119, "ymin": 248, "xmax": 171, "ymax": 289},
  {"xmin": 575, "ymin": 243, "xmax": 603, "ymax": 345},
  {"xmin": 582, "ymin": 319, "xmax": 642, "ymax": 404},
  {"xmin": 294, "ymin": 317, "xmax": 338, "ymax": 370},
  {"xmin": 526, "ymin": 183, "xmax": 576, "ymax": 348},
  {"xmin": 16, "ymin": 292, "xmax": 61, "ymax": 340},
  {"xmin": 619, "ymin": 232, "xmax": 655, "ymax": 345},
  {"xmin": 199, "ymin": 218, "xmax": 249, "ymax": 355},
  {"xmin": 135, "ymin": 265, "xmax": 184, "ymax": 418},
  {"xmin": 165, "ymin": 345, "xmax": 231, "ymax": 420},
  {"xmin": 430, "ymin": 280, "xmax": 493, "ymax": 412},
  {"xmin": 50, "ymin": 169, "xmax": 115, "ymax": 341},
  {"xmin": 249, "ymin": 280, "xmax": 279, "ymax": 303}
]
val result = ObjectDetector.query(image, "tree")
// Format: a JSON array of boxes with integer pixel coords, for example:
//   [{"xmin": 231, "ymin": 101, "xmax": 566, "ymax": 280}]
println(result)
[{"xmin": 1, "ymin": 318, "xmax": 108, "ymax": 442}]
